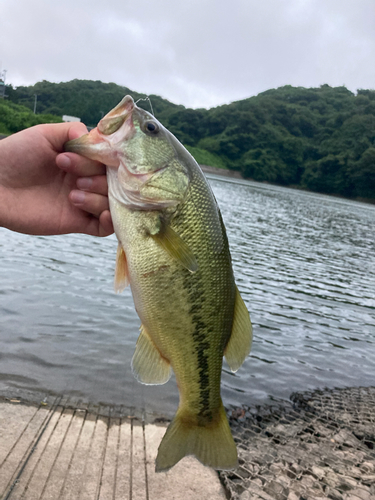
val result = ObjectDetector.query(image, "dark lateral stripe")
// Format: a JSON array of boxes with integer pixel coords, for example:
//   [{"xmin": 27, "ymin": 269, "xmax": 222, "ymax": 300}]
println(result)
[{"xmin": 190, "ymin": 303, "xmax": 214, "ymax": 419}]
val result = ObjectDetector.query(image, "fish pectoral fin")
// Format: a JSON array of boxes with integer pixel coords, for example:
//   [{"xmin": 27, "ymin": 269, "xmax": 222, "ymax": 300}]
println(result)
[
  {"xmin": 152, "ymin": 224, "xmax": 198, "ymax": 273},
  {"xmin": 224, "ymin": 286, "xmax": 252, "ymax": 372},
  {"xmin": 114, "ymin": 242, "xmax": 130, "ymax": 293},
  {"xmin": 131, "ymin": 325, "xmax": 171, "ymax": 385}
]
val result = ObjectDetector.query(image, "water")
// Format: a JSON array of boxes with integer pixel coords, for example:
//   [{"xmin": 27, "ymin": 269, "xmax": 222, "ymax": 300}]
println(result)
[{"xmin": 0, "ymin": 177, "xmax": 374, "ymax": 417}]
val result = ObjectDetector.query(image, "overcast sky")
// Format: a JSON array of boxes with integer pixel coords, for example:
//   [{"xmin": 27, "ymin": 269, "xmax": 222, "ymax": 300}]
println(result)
[{"xmin": 1, "ymin": 0, "xmax": 374, "ymax": 109}]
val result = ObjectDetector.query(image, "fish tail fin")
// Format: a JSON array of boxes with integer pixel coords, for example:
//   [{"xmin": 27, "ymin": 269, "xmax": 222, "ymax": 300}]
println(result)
[{"xmin": 155, "ymin": 401, "xmax": 237, "ymax": 472}]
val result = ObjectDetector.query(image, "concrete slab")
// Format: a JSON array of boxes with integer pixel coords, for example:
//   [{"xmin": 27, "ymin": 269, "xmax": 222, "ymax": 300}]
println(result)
[
  {"xmin": 0, "ymin": 400, "xmax": 227, "ymax": 500},
  {"xmin": 145, "ymin": 424, "xmax": 227, "ymax": 500}
]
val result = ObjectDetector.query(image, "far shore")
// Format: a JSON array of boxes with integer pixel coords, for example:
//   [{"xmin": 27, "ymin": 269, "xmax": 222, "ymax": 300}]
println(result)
[
  {"xmin": 1, "ymin": 134, "xmax": 373, "ymax": 204},
  {"xmin": 200, "ymin": 164, "xmax": 243, "ymax": 179}
]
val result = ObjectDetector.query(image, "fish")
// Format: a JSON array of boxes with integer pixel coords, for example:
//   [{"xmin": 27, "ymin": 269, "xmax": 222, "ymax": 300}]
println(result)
[{"xmin": 65, "ymin": 96, "xmax": 252, "ymax": 472}]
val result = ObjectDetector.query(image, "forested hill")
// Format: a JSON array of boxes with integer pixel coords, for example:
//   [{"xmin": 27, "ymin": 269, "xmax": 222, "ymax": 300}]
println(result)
[{"xmin": 4, "ymin": 79, "xmax": 375, "ymax": 201}]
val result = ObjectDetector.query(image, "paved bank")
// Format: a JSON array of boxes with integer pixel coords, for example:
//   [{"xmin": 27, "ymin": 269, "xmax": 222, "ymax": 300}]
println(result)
[
  {"xmin": 0, "ymin": 398, "xmax": 226, "ymax": 500},
  {"xmin": 200, "ymin": 164, "xmax": 243, "ymax": 178}
]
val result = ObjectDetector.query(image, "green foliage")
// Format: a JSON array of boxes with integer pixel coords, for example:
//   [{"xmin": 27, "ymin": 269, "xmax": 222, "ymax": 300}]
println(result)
[
  {"xmin": 184, "ymin": 145, "xmax": 227, "ymax": 169},
  {"xmin": 0, "ymin": 99, "xmax": 61, "ymax": 133},
  {"xmin": 6, "ymin": 79, "xmax": 183, "ymax": 128},
  {"xmin": 349, "ymin": 147, "xmax": 375, "ymax": 199},
  {"xmin": 4, "ymin": 80, "xmax": 375, "ymax": 200}
]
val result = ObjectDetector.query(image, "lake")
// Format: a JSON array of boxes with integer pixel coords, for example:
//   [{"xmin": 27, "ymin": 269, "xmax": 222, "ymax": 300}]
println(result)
[{"xmin": 0, "ymin": 176, "xmax": 374, "ymax": 417}]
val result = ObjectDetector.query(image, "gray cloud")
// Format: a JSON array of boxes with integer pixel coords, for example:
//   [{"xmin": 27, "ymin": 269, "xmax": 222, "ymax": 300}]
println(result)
[{"xmin": 1, "ymin": 0, "xmax": 374, "ymax": 108}]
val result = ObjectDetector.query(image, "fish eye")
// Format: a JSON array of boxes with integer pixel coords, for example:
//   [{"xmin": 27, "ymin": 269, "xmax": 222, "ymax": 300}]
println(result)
[{"xmin": 144, "ymin": 121, "xmax": 159, "ymax": 134}]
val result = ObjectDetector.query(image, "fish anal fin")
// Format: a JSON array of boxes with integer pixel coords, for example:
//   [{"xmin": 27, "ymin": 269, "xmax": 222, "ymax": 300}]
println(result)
[
  {"xmin": 152, "ymin": 224, "xmax": 198, "ymax": 273},
  {"xmin": 114, "ymin": 242, "xmax": 129, "ymax": 293},
  {"xmin": 155, "ymin": 401, "xmax": 237, "ymax": 472},
  {"xmin": 224, "ymin": 286, "xmax": 252, "ymax": 372},
  {"xmin": 131, "ymin": 325, "xmax": 171, "ymax": 385}
]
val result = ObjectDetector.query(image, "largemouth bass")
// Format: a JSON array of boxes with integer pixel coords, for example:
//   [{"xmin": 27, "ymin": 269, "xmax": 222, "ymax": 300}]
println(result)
[{"xmin": 65, "ymin": 96, "xmax": 252, "ymax": 472}]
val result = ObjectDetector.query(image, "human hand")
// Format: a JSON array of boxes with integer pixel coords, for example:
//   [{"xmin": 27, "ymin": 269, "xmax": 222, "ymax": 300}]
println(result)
[{"xmin": 0, "ymin": 122, "xmax": 113, "ymax": 236}]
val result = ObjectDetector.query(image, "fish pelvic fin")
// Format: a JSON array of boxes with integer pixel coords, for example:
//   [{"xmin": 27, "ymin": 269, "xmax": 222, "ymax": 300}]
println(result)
[
  {"xmin": 224, "ymin": 286, "xmax": 252, "ymax": 372},
  {"xmin": 131, "ymin": 325, "xmax": 171, "ymax": 385},
  {"xmin": 114, "ymin": 242, "xmax": 130, "ymax": 293},
  {"xmin": 155, "ymin": 401, "xmax": 237, "ymax": 472}
]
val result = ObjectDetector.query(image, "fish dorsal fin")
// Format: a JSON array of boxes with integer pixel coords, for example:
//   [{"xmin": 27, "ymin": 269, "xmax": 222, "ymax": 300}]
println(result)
[
  {"xmin": 152, "ymin": 224, "xmax": 198, "ymax": 273},
  {"xmin": 224, "ymin": 286, "xmax": 252, "ymax": 372},
  {"xmin": 114, "ymin": 242, "xmax": 130, "ymax": 293},
  {"xmin": 131, "ymin": 325, "xmax": 172, "ymax": 385}
]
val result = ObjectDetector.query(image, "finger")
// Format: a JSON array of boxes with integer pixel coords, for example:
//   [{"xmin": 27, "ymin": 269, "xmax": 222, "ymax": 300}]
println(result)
[
  {"xmin": 99, "ymin": 210, "xmax": 114, "ymax": 237},
  {"xmin": 69, "ymin": 190, "xmax": 109, "ymax": 218},
  {"xmin": 68, "ymin": 123, "xmax": 90, "ymax": 140},
  {"xmin": 41, "ymin": 122, "xmax": 89, "ymax": 151},
  {"xmin": 82, "ymin": 210, "xmax": 114, "ymax": 238},
  {"xmin": 76, "ymin": 175, "xmax": 108, "ymax": 196},
  {"xmin": 56, "ymin": 152, "xmax": 106, "ymax": 177}
]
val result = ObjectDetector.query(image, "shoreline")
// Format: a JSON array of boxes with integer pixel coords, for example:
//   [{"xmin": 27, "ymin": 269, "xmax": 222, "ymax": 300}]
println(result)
[
  {"xmin": 1, "ymin": 386, "xmax": 374, "ymax": 500},
  {"xmin": 201, "ymin": 164, "xmax": 375, "ymax": 205},
  {"xmin": 0, "ymin": 134, "xmax": 373, "ymax": 204},
  {"xmin": 0, "ymin": 396, "xmax": 225, "ymax": 499},
  {"xmin": 200, "ymin": 164, "xmax": 243, "ymax": 179}
]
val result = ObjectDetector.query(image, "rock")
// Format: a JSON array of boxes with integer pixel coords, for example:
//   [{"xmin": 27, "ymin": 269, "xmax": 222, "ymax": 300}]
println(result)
[
  {"xmin": 270, "ymin": 462, "xmax": 284, "ymax": 474},
  {"xmin": 288, "ymin": 463, "xmax": 302, "ymax": 478},
  {"xmin": 347, "ymin": 466, "xmax": 366, "ymax": 480},
  {"xmin": 305, "ymin": 496, "xmax": 330, "ymax": 500},
  {"xmin": 337, "ymin": 475, "xmax": 358, "ymax": 490},
  {"xmin": 272, "ymin": 424, "xmax": 298, "ymax": 438},
  {"xmin": 239, "ymin": 491, "xmax": 252, "ymax": 500},
  {"xmin": 343, "ymin": 450, "xmax": 367, "ymax": 464},
  {"xmin": 341, "ymin": 452, "xmax": 361, "ymax": 466},
  {"xmin": 325, "ymin": 471, "xmax": 341, "ymax": 488},
  {"xmin": 237, "ymin": 467, "xmax": 251, "ymax": 479},
  {"xmin": 264, "ymin": 479, "xmax": 289, "ymax": 500},
  {"xmin": 248, "ymin": 486, "xmax": 275, "ymax": 500},
  {"xmin": 345, "ymin": 487, "xmax": 372, "ymax": 500},
  {"xmin": 252, "ymin": 464, "xmax": 260, "ymax": 475},
  {"xmin": 360, "ymin": 475, "xmax": 375, "ymax": 486},
  {"xmin": 277, "ymin": 475, "xmax": 292, "ymax": 488},
  {"xmin": 287, "ymin": 492, "xmax": 300, "ymax": 500},
  {"xmin": 313, "ymin": 422, "xmax": 336, "ymax": 438},
  {"xmin": 311, "ymin": 466, "xmax": 327, "ymax": 480},
  {"xmin": 241, "ymin": 490, "xmax": 263, "ymax": 500},
  {"xmin": 360, "ymin": 462, "xmax": 375, "ymax": 474},
  {"xmin": 327, "ymin": 487, "xmax": 345, "ymax": 500},
  {"xmin": 300, "ymin": 475, "xmax": 316, "ymax": 488},
  {"xmin": 288, "ymin": 483, "xmax": 307, "ymax": 498},
  {"xmin": 331, "ymin": 430, "xmax": 362, "ymax": 448}
]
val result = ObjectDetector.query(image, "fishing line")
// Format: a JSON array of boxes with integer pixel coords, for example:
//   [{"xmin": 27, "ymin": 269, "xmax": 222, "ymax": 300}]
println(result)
[{"xmin": 135, "ymin": 96, "xmax": 155, "ymax": 117}]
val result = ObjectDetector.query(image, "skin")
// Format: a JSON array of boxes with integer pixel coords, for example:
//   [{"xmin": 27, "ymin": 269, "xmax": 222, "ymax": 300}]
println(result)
[{"xmin": 0, "ymin": 122, "xmax": 114, "ymax": 236}]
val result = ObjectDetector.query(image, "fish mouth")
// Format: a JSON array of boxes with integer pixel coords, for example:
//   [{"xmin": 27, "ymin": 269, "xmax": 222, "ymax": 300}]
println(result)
[
  {"xmin": 97, "ymin": 96, "xmax": 135, "ymax": 136},
  {"xmin": 64, "ymin": 96, "xmax": 136, "ymax": 165}
]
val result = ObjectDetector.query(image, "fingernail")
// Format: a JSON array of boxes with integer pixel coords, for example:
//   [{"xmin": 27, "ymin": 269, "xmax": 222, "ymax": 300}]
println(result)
[
  {"xmin": 70, "ymin": 190, "xmax": 86, "ymax": 205},
  {"xmin": 76, "ymin": 177, "xmax": 93, "ymax": 190},
  {"xmin": 58, "ymin": 154, "xmax": 72, "ymax": 170}
]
